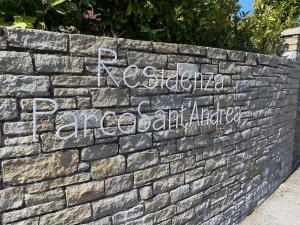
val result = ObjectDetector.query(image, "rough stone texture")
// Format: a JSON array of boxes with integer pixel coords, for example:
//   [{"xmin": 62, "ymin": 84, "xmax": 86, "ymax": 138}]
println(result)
[
  {"xmin": 105, "ymin": 174, "xmax": 133, "ymax": 196},
  {"xmin": 2, "ymin": 200, "xmax": 65, "ymax": 224},
  {"xmin": 39, "ymin": 204, "xmax": 92, "ymax": 225},
  {"xmin": 2, "ymin": 150, "xmax": 79, "ymax": 184},
  {"xmin": 82, "ymin": 144, "xmax": 118, "ymax": 161},
  {"xmin": 0, "ymin": 98, "xmax": 18, "ymax": 120},
  {"xmin": 41, "ymin": 131, "xmax": 94, "ymax": 152},
  {"xmin": 25, "ymin": 188, "xmax": 64, "ymax": 206},
  {"xmin": 0, "ymin": 75, "xmax": 50, "ymax": 97},
  {"xmin": 0, "ymin": 144, "xmax": 41, "ymax": 159},
  {"xmin": 91, "ymin": 88, "xmax": 129, "ymax": 107},
  {"xmin": 92, "ymin": 190, "xmax": 139, "ymax": 218},
  {"xmin": 0, "ymin": 27, "xmax": 298, "ymax": 225},
  {"xmin": 34, "ymin": 54, "xmax": 83, "ymax": 73},
  {"xmin": 91, "ymin": 155, "xmax": 126, "ymax": 179},
  {"xmin": 66, "ymin": 181, "xmax": 104, "ymax": 206},
  {"xmin": 112, "ymin": 204, "xmax": 144, "ymax": 224},
  {"xmin": 127, "ymin": 149, "xmax": 159, "ymax": 171},
  {"xmin": 7, "ymin": 28, "xmax": 68, "ymax": 52},
  {"xmin": 0, "ymin": 51, "xmax": 33, "ymax": 73},
  {"xmin": 119, "ymin": 133, "xmax": 152, "ymax": 153},
  {"xmin": 128, "ymin": 51, "xmax": 167, "ymax": 68},
  {"xmin": 0, "ymin": 187, "xmax": 23, "ymax": 212},
  {"xmin": 70, "ymin": 34, "xmax": 117, "ymax": 56},
  {"xmin": 281, "ymin": 27, "xmax": 300, "ymax": 167}
]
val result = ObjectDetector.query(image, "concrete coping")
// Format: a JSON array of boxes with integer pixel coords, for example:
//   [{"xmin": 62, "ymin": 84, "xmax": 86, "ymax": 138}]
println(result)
[{"xmin": 281, "ymin": 27, "xmax": 300, "ymax": 37}]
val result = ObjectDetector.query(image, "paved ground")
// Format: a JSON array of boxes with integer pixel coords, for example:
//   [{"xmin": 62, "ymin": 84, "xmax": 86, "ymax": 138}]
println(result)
[{"xmin": 240, "ymin": 167, "xmax": 300, "ymax": 225}]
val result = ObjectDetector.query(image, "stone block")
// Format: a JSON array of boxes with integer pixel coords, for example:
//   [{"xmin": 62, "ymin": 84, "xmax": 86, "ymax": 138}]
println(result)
[
  {"xmin": 128, "ymin": 51, "xmax": 167, "ymax": 68},
  {"xmin": 177, "ymin": 136, "xmax": 195, "ymax": 152},
  {"xmin": 70, "ymin": 34, "xmax": 117, "ymax": 56},
  {"xmin": 134, "ymin": 164, "xmax": 170, "ymax": 186},
  {"xmin": 0, "ymin": 75, "xmax": 50, "ymax": 97},
  {"xmin": 0, "ymin": 51, "xmax": 33, "ymax": 73},
  {"xmin": 219, "ymin": 61, "xmax": 236, "ymax": 74},
  {"xmin": 51, "ymin": 75, "xmax": 98, "ymax": 87},
  {"xmin": 8, "ymin": 28, "xmax": 68, "ymax": 51},
  {"xmin": 25, "ymin": 188, "xmax": 64, "ymax": 206},
  {"xmin": 0, "ymin": 144, "xmax": 41, "ymax": 159},
  {"xmin": 0, "ymin": 98, "xmax": 18, "ymax": 120},
  {"xmin": 82, "ymin": 143, "xmax": 118, "ymax": 161},
  {"xmin": 258, "ymin": 54, "xmax": 279, "ymax": 67},
  {"xmin": 153, "ymin": 205, "xmax": 176, "ymax": 223},
  {"xmin": 9, "ymin": 218, "xmax": 39, "ymax": 225},
  {"xmin": 176, "ymin": 192, "xmax": 203, "ymax": 213},
  {"xmin": 27, "ymin": 173, "xmax": 90, "ymax": 193},
  {"xmin": 66, "ymin": 181, "xmax": 104, "ymax": 206},
  {"xmin": 20, "ymin": 98, "xmax": 76, "ymax": 111},
  {"xmin": 227, "ymin": 50, "xmax": 246, "ymax": 62},
  {"xmin": 54, "ymin": 88, "xmax": 89, "ymax": 97},
  {"xmin": 207, "ymin": 48, "xmax": 227, "ymax": 60},
  {"xmin": 170, "ymin": 184, "xmax": 190, "ymax": 203},
  {"xmin": 178, "ymin": 44, "xmax": 206, "ymax": 56},
  {"xmin": 83, "ymin": 217, "xmax": 111, "ymax": 225},
  {"xmin": 55, "ymin": 108, "xmax": 102, "ymax": 129},
  {"xmin": 153, "ymin": 42, "xmax": 178, "ymax": 54},
  {"xmin": 201, "ymin": 64, "xmax": 218, "ymax": 74},
  {"xmin": 236, "ymin": 80, "xmax": 251, "ymax": 92},
  {"xmin": 41, "ymin": 130, "xmax": 94, "ymax": 152},
  {"xmin": 120, "ymin": 133, "xmax": 152, "ymax": 153},
  {"xmin": 153, "ymin": 174, "xmax": 185, "ymax": 194},
  {"xmin": 34, "ymin": 54, "xmax": 83, "ymax": 73},
  {"xmin": 91, "ymin": 88, "xmax": 129, "ymax": 107},
  {"xmin": 145, "ymin": 193, "xmax": 170, "ymax": 213},
  {"xmin": 172, "ymin": 208, "xmax": 195, "ymax": 225},
  {"xmin": 2, "ymin": 150, "xmax": 79, "ymax": 184},
  {"xmin": 185, "ymin": 167, "xmax": 204, "ymax": 183},
  {"xmin": 105, "ymin": 174, "xmax": 133, "ymax": 196},
  {"xmin": 139, "ymin": 186, "xmax": 153, "ymax": 200},
  {"xmin": 92, "ymin": 190, "xmax": 138, "ymax": 219},
  {"xmin": 0, "ymin": 187, "xmax": 23, "ymax": 212},
  {"xmin": 91, "ymin": 155, "xmax": 126, "ymax": 179},
  {"xmin": 152, "ymin": 95, "xmax": 183, "ymax": 110},
  {"xmin": 39, "ymin": 204, "xmax": 92, "ymax": 225},
  {"xmin": 112, "ymin": 205, "xmax": 144, "ymax": 224},
  {"xmin": 4, "ymin": 121, "xmax": 53, "ymax": 135},
  {"xmin": 2, "ymin": 200, "xmax": 65, "ymax": 224},
  {"xmin": 170, "ymin": 157, "xmax": 195, "ymax": 174},
  {"xmin": 127, "ymin": 149, "xmax": 159, "ymax": 171},
  {"xmin": 119, "ymin": 38, "xmax": 153, "ymax": 51}
]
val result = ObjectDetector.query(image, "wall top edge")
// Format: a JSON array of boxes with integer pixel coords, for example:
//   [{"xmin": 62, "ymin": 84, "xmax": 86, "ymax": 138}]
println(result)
[
  {"xmin": 281, "ymin": 27, "xmax": 300, "ymax": 37},
  {"xmin": 0, "ymin": 25, "xmax": 295, "ymax": 63}
]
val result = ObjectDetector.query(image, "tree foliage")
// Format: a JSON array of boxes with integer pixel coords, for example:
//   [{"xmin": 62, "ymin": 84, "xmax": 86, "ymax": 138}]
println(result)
[
  {"xmin": 239, "ymin": 0, "xmax": 300, "ymax": 54},
  {"xmin": 0, "ymin": 0, "xmax": 299, "ymax": 54}
]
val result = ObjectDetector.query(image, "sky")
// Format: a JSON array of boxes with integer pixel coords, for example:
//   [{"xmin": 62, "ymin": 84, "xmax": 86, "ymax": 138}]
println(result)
[{"xmin": 239, "ymin": 0, "xmax": 254, "ymax": 13}]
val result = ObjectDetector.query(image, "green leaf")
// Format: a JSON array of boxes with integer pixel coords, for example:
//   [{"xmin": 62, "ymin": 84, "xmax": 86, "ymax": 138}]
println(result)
[
  {"xmin": 55, "ymin": 6, "xmax": 66, "ymax": 15},
  {"xmin": 38, "ymin": 21, "xmax": 46, "ymax": 29},
  {"xmin": 50, "ymin": 0, "xmax": 67, "ymax": 7},
  {"xmin": 13, "ymin": 16, "xmax": 23, "ymax": 24},
  {"xmin": 126, "ymin": 1, "xmax": 133, "ymax": 16},
  {"xmin": 64, "ymin": 2, "xmax": 77, "ymax": 11},
  {"xmin": 23, "ymin": 16, "xmax": 36, "ymax": 24}
]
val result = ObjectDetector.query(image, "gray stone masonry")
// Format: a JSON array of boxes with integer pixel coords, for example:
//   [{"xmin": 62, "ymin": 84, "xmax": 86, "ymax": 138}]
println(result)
[
  {"xmin": 0, "ymin": 26, "xmax": 298, "ymax": 225},
  {"xmin": 281, "ymin": 27, "xmax": 300, "ymax": 167}
]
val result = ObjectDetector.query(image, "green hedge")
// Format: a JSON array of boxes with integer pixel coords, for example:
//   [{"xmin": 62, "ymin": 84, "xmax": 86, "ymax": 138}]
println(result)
[{"xmin": 0, "ymin": 0, "xmax": 299, "ymax": 54}]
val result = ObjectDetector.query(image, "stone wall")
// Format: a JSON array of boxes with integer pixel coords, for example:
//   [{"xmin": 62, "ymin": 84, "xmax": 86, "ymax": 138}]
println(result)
[
  {"xmin": 0, "ymin": 27, "xmax": 298, "ymax": 225},
  {"xmin": 281, "ymin": 27, "xmax": 300, "ymax": 167}
]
